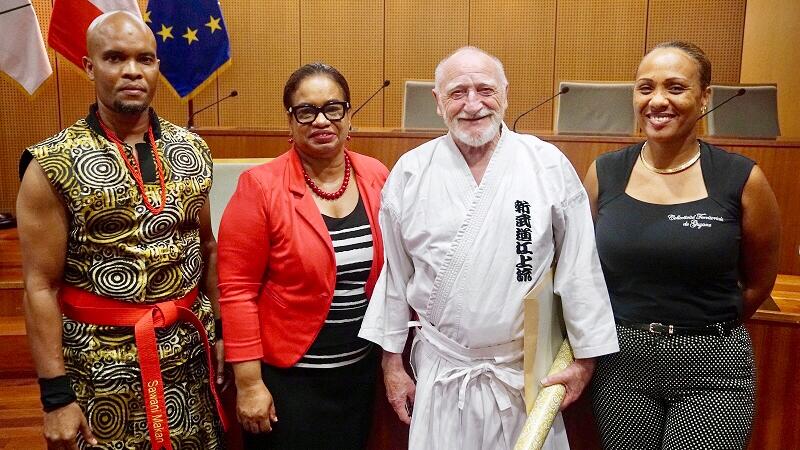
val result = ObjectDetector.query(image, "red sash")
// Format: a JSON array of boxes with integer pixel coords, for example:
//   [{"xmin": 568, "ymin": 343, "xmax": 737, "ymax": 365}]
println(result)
[{"xmin": 59, "ymin": 286, "xmax": 227, "ymax": 450}]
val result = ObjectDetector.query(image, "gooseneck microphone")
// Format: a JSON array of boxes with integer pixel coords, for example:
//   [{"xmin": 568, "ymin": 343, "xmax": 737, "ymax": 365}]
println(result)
[
  {"xmin": 187, "ymin": 90, "xmax": 239, "ymax": 129},
  {"xmin": 512, "ymin": 86, "xmax": 570, "ymax": 132},
  {"xmin": 351, "ymin": 80, "xmax": 391, "ymax": 118},
  {"xmin": 696, "ymin": 88, "xmax": 745, "ymax": 122}
]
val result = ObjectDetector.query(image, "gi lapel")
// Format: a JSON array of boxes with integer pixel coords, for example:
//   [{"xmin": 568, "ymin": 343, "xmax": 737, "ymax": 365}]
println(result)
[{"xmin": 426, "ymin": 125, "xmax": 511, "ymax": 325}]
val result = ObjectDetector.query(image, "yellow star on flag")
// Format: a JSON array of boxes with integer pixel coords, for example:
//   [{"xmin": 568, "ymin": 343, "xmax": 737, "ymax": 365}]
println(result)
[
  {"xmin": 182, "ymin": 27, "xmax": 199, "ymax": 45},
  {"xmin": 156, "ymin": 24, "xmax": 173, "ymax": 41},
  {"xmin": 142, "ymin": 10, "xmax": 151, "ymax": 23},
  {"xmin": 205, "ymin": 16, "xmax": 222, "ymax": 33}
]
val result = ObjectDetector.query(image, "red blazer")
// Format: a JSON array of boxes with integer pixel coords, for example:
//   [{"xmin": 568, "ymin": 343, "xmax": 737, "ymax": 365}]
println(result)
[{"xmin": 217, "ymin": 148, "xmax": 388, "ymax": 367}]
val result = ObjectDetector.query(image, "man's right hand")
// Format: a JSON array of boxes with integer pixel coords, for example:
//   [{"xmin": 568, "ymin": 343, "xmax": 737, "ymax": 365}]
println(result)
[
  {"xmin": 43, "ymin": 402, "xmax": 97, "ymax": 449},
  {"xmin": 381, "ymin": 351, "xmax": 416, "ymax": 425},
  {"xmin": 236, "ymin": 380, "xmax": 278, "ymax": 434}
]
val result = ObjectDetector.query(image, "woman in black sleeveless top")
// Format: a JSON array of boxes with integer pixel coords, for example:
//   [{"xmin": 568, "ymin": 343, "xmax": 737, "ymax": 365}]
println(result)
[{"xmin": 584, "ymin": 41, "xmax": 780, "ymax": 449}]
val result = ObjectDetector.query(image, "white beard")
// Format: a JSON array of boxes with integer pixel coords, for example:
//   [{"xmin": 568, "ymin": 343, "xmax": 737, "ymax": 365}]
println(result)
[{"xmin": 447, "ymin": 108, "xmax": 503, "ymax": 148}]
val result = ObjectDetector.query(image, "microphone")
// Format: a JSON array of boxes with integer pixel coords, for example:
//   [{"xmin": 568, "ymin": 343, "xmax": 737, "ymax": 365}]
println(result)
[
  {"xmin": 512, "ymin": 86, "xmax": 569, "ymax": 132},
  {"xmin": 187, "ymin": 90, "xmax": 239, "ymax": 129},
  {"xmin": 696, "ymin": 88, "xmax": 745, "ymax": 122},
  {"xmin": 351, "ymin": 80, "xmax": 390, "ymax": 118}
]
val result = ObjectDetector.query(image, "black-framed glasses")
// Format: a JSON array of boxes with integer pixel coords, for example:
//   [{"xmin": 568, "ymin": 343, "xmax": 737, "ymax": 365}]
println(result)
[{"xmin": 288, "ymin": 101, "xmax": 350, "ymax": 124}]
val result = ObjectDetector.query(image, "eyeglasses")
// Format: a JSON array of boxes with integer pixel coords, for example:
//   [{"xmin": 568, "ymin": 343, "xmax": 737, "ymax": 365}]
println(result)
[{"xmin": 288, "ymin": 101, "xmax": 350, "ymax": 124}]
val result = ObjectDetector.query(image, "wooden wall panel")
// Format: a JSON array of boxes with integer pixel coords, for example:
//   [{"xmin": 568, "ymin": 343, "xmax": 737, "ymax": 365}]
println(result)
[
  {"xmin": 555, "ymin": 0, "xmax": 646, "ymax": 83},
  {"xmin": 0, "ymin": 0, "xmax": 60, "ymax": 213},
  {"xmin": 301, "ymin": 1, "xmax": 384, "ymax": 128},
  {"xmin": 384, "ymin": 0, "xmax": 469, "ymax": 128},
  {"xmin": 55, "ymin": 57, "xmax": 97, "ymax": 127},
  {"xmin": 217, "ymin": 1, "xmax": 300, "ymax": 129},
  {"xmin": 741, "ymin": 0, "xmax": 800, "ymax": 137},
  {"xmin": 469, "ymin": 0, "xmax": 557, "ymax": 131},
  {"xmin": 646, "ymin": 0, "xmax": 746, "ymax": 84},
  {"xmin": 554, "ymin": 0, "xmax": 647, "ymax": 129},
  {"xmin": 148, "ymin": 79, "xmax": 218, "ymax": 129}
]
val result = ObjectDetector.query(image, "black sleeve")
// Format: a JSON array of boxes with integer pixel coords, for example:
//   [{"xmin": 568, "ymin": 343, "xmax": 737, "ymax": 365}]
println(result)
[
  {"xmin": 19, "ymin": 150, "xmax": 34, "ymax": 181},
  {"xmin": 703, "ymin": 143, "xmax": 756, "ymax": 217},
  {"xmin": 596, "ymin": 144, "xmax": 640, "ymax": 208}
]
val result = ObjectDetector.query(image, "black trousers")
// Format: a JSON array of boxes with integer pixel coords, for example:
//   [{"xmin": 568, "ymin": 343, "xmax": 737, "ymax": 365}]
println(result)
[
  {"xmin": 243, "ymin": 349, "xmax": 378, "ymax": 450},
  {"xmin": 591, "ymin": 324, "xmax": 756, "ymax": 450}
]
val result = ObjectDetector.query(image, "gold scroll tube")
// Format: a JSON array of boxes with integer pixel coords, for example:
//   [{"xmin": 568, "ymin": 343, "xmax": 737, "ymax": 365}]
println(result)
[{"xmin": 513, "ymin": 339, "xmax": 574, "ymax": 450}]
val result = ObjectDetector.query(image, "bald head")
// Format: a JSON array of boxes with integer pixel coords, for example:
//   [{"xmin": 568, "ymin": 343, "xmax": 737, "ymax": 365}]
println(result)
[
  {"xmin": 82, "ymin": 10, "xmax": 160, "ymax": 118},
  {"xmin": 86, "ymin": 10, "xmax": 156, "ymax": 57},
  {"xmin": 431, "ymin": 46, "xmax": 509, "ymax": 149},
  {"xmin": 434, "ymin": 46, "xmax": 508, "ymax": 94}
]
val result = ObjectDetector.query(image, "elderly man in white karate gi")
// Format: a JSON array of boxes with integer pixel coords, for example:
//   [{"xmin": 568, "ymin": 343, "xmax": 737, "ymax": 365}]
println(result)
[{"xmin": 359, "ymin": 46, "xmax": 619, "ymax": 450}]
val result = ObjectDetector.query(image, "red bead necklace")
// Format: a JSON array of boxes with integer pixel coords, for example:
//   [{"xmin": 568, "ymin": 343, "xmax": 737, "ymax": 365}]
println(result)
[
  {"xmin": 302, "ymin": 153, "xmax": 351, "ymax": 201},
  {"xmin": 96, "ymin": 113, "xmax": 166, "ymax": 215}
]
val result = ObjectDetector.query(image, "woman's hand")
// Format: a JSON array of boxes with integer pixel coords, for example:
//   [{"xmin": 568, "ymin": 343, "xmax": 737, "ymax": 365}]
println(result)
[
  {"xmin": 232, "ymin": 360, "xmax": 278, "ymax": 433},
  {"xmin": 236, "ymin": 380, "xmax": 278, "ymax": 434}
]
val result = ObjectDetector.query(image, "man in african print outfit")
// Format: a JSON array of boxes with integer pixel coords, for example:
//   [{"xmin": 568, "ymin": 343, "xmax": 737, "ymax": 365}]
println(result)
[{"xmin": 17, "ymin": 11, "xmax": 225, "ymax": 450}]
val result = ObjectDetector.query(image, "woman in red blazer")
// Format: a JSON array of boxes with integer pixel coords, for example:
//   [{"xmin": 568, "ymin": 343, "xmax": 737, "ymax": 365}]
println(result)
[{"xmin": 217, "ymin": 63, "xmax": 389, "ymax": 449}]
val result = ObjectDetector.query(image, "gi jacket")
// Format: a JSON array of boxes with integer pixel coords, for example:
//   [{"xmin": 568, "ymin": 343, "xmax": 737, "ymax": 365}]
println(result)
[{"xmin": 218, "ymin": 148, "xmax": 388, "ymax": 367}]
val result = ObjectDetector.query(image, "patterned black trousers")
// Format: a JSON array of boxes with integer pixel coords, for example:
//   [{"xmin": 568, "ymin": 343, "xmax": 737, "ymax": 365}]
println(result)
[{"xmin": 591, "ymin": 324, "xmax": 756, "ymax": 450}]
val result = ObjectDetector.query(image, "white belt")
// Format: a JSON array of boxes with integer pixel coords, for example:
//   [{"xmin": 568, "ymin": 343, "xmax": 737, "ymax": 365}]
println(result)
[{"xmin": 410, "ymin": 318, "xmax": 524, "ymax": 412}]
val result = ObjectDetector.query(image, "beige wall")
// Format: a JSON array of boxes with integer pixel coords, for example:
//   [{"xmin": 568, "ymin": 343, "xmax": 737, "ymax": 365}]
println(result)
[
  {"xmin": 1, "ymin": 0, "xmax": 789, "ymax": 212},
  {"xmin": 740, "ymin": 0, "xmax": 800, "ymax": 138}
]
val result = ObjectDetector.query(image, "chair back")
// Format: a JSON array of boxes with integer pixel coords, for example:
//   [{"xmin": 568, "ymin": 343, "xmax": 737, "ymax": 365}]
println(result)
[
  {"xmin": 554, "ymin": 81, "xmax": 635, "ymax": 135},
  {"xmin": 402, "ymin": 80, "xmax": 446, "ymax": 130},
  {"xmin": 706, "ymin": 84, "xmax": 780, "ymax": 138},
  {"xmin": 210, "ymin": 158, "xmax": 271, "ymax": 236}
]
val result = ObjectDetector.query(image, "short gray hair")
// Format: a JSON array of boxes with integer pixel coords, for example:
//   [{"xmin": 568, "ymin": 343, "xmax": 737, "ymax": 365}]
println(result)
[{"xmin": 433, "ymin": 46, "xmax": 508, "ymax": 94}]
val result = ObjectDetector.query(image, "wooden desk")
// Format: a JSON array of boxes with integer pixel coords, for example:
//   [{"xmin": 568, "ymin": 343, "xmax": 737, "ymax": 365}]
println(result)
[{"xmin": 197, "ymin": 127, "xmax": 800, "ymax": 275}]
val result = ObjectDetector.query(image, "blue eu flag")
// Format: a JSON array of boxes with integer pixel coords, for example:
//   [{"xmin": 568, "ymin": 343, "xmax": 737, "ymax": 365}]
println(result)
[{"xmin": 145, "ymin": 0, "xmax": 231, "ymax": 99}]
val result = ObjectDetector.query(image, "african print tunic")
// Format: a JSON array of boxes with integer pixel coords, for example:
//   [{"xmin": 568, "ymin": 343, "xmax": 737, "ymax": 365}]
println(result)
[{"xmin": 26, "ymin": 106, "xmax": 221, "ymax": 449}]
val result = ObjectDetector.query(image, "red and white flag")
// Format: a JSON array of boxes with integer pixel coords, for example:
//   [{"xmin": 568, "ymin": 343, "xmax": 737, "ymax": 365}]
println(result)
[
  {"xmin": 0, "ymin": 0, "xmax": 52, "ymax": 95},
  {"xmin": 48, "ymin": 0, "xmax": 141, "ymax": 69}
]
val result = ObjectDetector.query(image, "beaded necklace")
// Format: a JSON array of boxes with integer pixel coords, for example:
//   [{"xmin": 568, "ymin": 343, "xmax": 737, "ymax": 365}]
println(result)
[
  {"xmin": 302, "ymin": 153, "xmax": 351, "ymax": 201},
  {"xmin": 96, "ymin": 113, "xmax": 166, "ymax": 214}
]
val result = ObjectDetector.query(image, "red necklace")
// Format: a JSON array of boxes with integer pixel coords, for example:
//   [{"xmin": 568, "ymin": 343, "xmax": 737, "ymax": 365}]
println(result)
[
  {"xmin": 96, "ymin": 113, "xmax": 166, "ymax": 214},
  {"xmin": 302, "ymin": 153, "xmax": 351, "ymax": 201}
]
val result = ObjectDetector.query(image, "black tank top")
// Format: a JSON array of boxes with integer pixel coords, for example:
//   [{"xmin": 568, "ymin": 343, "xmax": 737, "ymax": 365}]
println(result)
[{"xmin": 595, "ymin": 141, "xmax": 755, "ymax": 326}]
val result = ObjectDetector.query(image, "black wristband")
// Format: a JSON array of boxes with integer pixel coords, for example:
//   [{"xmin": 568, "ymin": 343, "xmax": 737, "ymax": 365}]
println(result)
[
  {"xmin": 214, "ymin": 318, "xmax": 223, "ymax": 341},
  {"xmin": 38, "ymin": 375, "xmax": 77, "ymax": 412}
]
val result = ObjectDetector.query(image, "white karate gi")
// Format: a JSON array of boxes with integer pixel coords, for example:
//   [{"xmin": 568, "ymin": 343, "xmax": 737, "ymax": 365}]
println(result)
[{"xmin": 359, "ymin": 124, "xmax": 618, "ymax": 450}]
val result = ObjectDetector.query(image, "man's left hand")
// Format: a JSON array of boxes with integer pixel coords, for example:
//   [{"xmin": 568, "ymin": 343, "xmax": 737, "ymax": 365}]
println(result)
[{"xmin": 540, "ymin": 357, "xmax": 596, "ymax": 410}]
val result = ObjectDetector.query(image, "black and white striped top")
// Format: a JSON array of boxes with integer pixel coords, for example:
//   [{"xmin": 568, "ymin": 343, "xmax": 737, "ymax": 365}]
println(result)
[{"xmin": 296, "ymin": 196, "xmax": 374, "ymax": 368}]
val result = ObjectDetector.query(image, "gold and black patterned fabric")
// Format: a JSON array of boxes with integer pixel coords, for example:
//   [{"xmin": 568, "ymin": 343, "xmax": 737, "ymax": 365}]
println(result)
[{"xmin": 26, "ymin": 106, "xmax": 222, "ymax": 449}]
